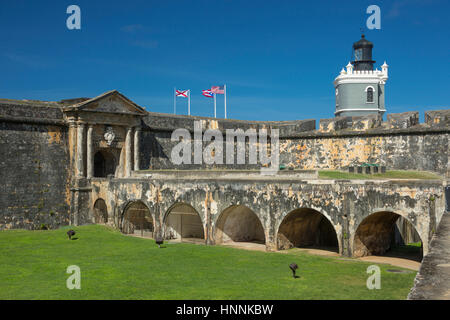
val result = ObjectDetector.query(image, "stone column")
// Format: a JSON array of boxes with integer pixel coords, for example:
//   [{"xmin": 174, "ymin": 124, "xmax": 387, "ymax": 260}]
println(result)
[
  {"xmin": 263, "ymin": 207, "xmax": 277, "ymax": 252},
  {"xmin": 76, "ymin": 123, "xmax": 85, "ymax": 178},
  {"xmin": 72, "ymin": 189, "xmax": 79, "ymax": 226},
  {"xmin": 86, "ymin": 125, "xmax": 94, "ymax": 178},
  {"xmin": 134, "ymin": 127, "xmax": 141, "ymax": 171},
  {"xmin": 125, "ymin": 126, "xmax": 133, "ymax": 177},
  {"xmin": 204, "ymin": 192, "xmax": 210, "ymax": 245},
  {"xmin": 69, "ymin": 123, "xmax": 77, "ymax": 175}
]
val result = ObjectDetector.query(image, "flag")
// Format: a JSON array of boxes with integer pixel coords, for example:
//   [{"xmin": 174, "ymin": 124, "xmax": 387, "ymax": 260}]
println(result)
[
  {"xmin": 175, "ymin": 89, "xmax": 189, "ymax": 98},
  {"xmin": 202, "ymin": 89, "xmax": 213, "ymax": 98},
  {"xmin": 211, "ymin": 85, "xmax": 225, "ymax": 94},
  {"xmin": 174, "ymin": 88, "xmax": 191, "ymax": 115}
]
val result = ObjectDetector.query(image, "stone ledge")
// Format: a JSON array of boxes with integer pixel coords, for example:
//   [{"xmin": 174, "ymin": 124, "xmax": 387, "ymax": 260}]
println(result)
[
  {"xmin": 0, "ymin": 115, "xmax": 66, "ymax": 126},
  {"xmin": 134, "ymin": 169, "xmax": 319, "ymax": 180}
]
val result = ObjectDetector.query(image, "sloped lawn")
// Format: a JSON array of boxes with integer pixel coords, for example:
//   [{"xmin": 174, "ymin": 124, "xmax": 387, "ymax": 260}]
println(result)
[{"xmin": 0, "ymin": 225, "xmax": 416, "ymax": 299}]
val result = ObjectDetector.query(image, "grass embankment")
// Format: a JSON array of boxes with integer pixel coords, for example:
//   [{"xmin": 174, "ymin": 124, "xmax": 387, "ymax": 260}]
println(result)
[
  {"xmin": 0, "ymin": 225, "xmax": 416, "ymax": 300},
  {"xmin": 319, "ymin": 170, "xmax": 442, "ymax": 180}
]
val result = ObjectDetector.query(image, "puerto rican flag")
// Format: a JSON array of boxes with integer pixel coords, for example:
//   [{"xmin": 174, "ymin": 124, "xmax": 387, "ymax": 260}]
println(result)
[
  {"xmin": 175, "ymin": 89, "xmax": 189, "ymax": 98},
  {"xmin": 202, "ymin": 89, "xmax": 213, "ymax": 98},
  {"xmin": 211, "ymin": 85, "xmax": 225, "ymax": 94}
]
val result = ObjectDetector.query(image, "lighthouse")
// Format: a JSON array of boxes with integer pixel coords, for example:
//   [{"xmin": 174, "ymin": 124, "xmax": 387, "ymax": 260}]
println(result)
[{"xmin": 334, "ymin": 34, "xmax": 388, "ymax": 117}]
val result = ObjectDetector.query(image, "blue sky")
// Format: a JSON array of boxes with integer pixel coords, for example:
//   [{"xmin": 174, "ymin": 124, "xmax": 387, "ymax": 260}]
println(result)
[{"xmin": 0, "ymin": 0, "xmax": 448, "ymax": 121}]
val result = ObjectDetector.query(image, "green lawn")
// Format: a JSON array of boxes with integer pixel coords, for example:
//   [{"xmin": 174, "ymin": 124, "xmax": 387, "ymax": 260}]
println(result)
[
  {"xmin": 0, "ymin": 225, "xmax": 416, "ymax": 300},
  {"xmin": 319, "ymin": 170, "xmax": 442, "ymax": 180}
]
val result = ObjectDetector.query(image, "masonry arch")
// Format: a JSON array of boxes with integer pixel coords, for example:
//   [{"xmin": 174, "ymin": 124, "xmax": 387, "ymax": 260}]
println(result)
[
  {"xmin": 214, "ymin": 205, "xmax": 266, "ymax": 245},
  {"xmin": 276, "ymin": 208, "xmax": 339, "ymax": 252},
  {"xmin": 121, "ymin": 201, "xmax": 154, "ymax": 237},
  {"xmin": 93, "ymin": 198, "xmax": 108, "ymax": 224},
  {"xmin": 94, "ymin": 150, "xmax": 116, "ymax": 178},
  {"xmin": 352, "ymin": 210, "xmax": 423, "ymax": 261},
  {"xmin": 164, "ymin": 203, "xmax": 205, "ymax": 243}
]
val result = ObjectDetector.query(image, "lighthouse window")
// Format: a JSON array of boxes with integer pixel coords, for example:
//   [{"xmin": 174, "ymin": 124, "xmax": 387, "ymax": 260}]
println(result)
[
  {"xmin": 355, "ymin": 49, "xmax": 363, "ymax": 61},
  {"xmin": 366, "ymin": 87, "xmax": 374, "ymax": 103}
]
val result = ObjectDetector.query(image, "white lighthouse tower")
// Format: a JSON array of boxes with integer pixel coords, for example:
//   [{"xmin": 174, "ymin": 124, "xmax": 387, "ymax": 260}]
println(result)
[{"xmin": 334, "ymin": 35, "xmax": 389, "ymax": 117}]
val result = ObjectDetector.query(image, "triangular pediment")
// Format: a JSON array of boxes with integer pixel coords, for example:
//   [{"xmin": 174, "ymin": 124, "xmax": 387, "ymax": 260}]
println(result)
[{"xmin": 62, "ymin": 90, "xmax": 148, "ymax": 116}]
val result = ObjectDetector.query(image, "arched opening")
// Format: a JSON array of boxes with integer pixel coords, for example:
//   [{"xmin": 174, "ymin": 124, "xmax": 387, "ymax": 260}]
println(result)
[
  {"xmin": 215, "ymin": 205, "xmax": 265, "ymax": 247},
  {"xmin": 353, "ymin": 211, "xmax": 423, "ymax": 262},
  {"xmin": 277, "ymin": 208, "xmax": 339, "ymax": 253},
  {"xmin": 122, "ymin": 201, "xmax": 154, "ymax": 238},
  {"xmin": 164, "ymin": 203, "xmax": 204, "ymax": 243},
  {"xmin": 93, "ymin": 198, "xmax": 108, "ymax": 224},
  {"xmin": 94, "ymin": 150, "xmax": 116, "ymax": 178}
]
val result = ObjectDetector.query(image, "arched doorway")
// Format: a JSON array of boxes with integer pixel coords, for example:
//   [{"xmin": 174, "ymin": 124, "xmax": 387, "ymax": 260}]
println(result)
[
  {"xmin": 164, "ymin": 203, "xmax": 204, "ymax": 243},
  {"xmin": 122, "ymin": 201, "xmax": 154, "ymax": 238},
  {"xmin": 277, "ymin": 208, "xmax": 339, "ymax": 252},
  {"xmin": 215, "ymin": 205, "xmax": 265, "ymax": 246},
  {"xmin": 93, "ymin": 198, "xmax": 108, "ymax": 224},
  {"xmin": 94, "ymin": 150, "xmax": 116, "ymax": 177},
  {"xmin": 353, "ymin": 211, "xmax": 423, "ymax": 262}
]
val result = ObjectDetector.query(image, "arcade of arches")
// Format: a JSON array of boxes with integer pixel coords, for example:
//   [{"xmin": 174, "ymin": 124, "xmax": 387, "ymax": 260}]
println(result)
[{"xmin": 94, "ymin": 198, "xmax": 426, "ymax": 263}]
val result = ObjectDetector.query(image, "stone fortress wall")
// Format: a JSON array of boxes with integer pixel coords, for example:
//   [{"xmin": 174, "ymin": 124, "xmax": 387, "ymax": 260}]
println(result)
[
  {"xmin": 142, "ymin": 109, "xmax": 449, "ymax": 176},
  {"xmin": 0, "ymin": 100, "xmax": 70, "ymax": 230},
  {"xmin": 0, "ymin": 95, "xmax": 448, "ymax": 231}
]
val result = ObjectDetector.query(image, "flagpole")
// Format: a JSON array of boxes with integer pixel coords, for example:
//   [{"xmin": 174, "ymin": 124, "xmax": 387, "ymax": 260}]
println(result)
[
  {"xmin": 214, "ymin": 93, "xmax": 216, "ymax": 118},
  {"xmin": 188, "ymin": 90, "xmax": 191, "ymax": 116},
  {"xmin": 224, "ymin": 84, "xmax": 227, "ymax": 119},
  {"xmin": 174, "ymin": 87, "xmax": 176, "ymax": 114}
]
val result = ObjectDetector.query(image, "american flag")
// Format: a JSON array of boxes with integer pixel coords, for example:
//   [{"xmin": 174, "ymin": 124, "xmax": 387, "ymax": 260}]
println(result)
[
  {"xmin": 175, "ymin": 89, "xmax": 189, "ymax": 98},
  {"xmin": 202, "ymin": 89, "xmax": 214, "ymax": 98},
  {"xmin": 211, "ymin": 85, "xmax": 225, "ymax": 94}
]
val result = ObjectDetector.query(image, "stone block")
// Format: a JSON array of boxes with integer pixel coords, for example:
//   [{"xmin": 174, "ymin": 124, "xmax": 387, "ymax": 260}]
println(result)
[
  {"xmin": 350, "ymin": 114, "xmax": 382, "ymax": 131},
  {"xmin": 387, "ymin": 112, "xmax": 419, "ymax": 129},
  {"xmin": 277, "ymin": 119, "xmax": 316, "ymax": 136},
  {"xmin": 277, "ymin": 233, "xmax": 294, "ymax": 250},
  {"xmin": 425, "ymin": 109, "xmax": 450, "ymax": 127},
  {"xmin": 319, "ymin": 117, "xmax": 351, "ymax": 132}
]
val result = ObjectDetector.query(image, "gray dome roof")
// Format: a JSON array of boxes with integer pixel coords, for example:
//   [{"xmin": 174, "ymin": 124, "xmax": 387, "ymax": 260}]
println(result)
[{"xmin": 353, "ymin": 34, "xmax": 373, "ymax": 49}]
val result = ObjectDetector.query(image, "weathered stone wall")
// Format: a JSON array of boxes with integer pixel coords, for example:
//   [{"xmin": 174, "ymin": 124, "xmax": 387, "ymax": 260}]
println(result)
[
  {"xmin": 0, "ymin": 97, "xmax": 448, "ymax": 234},
  {"xmin": 408, "ymin": 211, "xmax": 450, "ymax": 300},
  {"xmin": 0, "ymin": 101, "xmax": 70, "ymax": 230},
  {"xmin": 141, "ymin": 112, "xmax": 315, "ymax": 170},
  {"xmin": 141, "ymin": 110, "xmax": 449, "ymax": 176},
  {"xmin": 89, "ymin": 176, "xmax": 446, "ymax": 256},
  {"xmin": 280, "ymin": 132, "xmax": 449, "ymax": 174}
]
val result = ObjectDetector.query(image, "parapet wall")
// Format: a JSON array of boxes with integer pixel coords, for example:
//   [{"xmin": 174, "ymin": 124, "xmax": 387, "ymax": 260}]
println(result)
[{"xmin": 141, "ymin": 109, "xmax": 449, "ymax": 175}]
